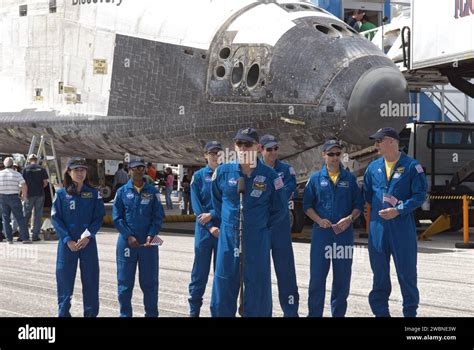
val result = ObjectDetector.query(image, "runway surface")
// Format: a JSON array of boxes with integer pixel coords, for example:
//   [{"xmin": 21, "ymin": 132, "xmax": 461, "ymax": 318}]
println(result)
[{"xmin": 0, "ymin": 225, "xmax": 472, "ymax": 317}]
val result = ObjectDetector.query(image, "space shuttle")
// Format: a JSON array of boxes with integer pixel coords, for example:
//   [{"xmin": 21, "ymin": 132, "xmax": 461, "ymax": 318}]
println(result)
[{"xmin": 0, "ymin": 0, "xmax": 409, "ymax": 177}]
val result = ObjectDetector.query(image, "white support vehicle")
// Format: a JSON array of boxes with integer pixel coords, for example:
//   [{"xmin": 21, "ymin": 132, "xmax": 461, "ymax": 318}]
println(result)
[{"xmin": 368, "ymin": 0, "xmax": 474, "ymax": 98}]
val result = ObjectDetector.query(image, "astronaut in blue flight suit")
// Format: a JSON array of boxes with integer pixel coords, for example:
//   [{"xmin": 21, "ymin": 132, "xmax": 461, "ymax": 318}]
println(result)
[
  {"xmin": 259, "ymin": 134, "xmax": 299, "ymax": 317},
  {"xmin": 210, "ymin": 128, "xmax": 287, "ymax": 317},
  {"xmin": 303, "ymin": 140, "xmax": 363, "ymax": 317},
  {"xmin": 364, "ymin": 128, "xmax": 427, "ymax": 317},
  {"xmin": 113, "ymin": 156, "xmax": 165, "ymax": 317},
  {"xmin": 52, "ymin": 157, "xmax": 105, "ymax": 317},
  {"xmin": 188, "ymin": 141, "xmax": 222, "ymax": 317}
]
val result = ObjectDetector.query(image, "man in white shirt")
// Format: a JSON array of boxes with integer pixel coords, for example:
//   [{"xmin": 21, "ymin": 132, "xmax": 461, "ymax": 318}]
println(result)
[{"xmin": 0, "ymin": 157, "xmax": 31, "ymax": 244}]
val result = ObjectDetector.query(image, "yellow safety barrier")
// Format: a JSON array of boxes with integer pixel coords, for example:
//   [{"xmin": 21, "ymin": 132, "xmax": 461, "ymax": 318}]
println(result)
[
  {"xmin": 429, "ymin": 195, "xmax": 474, "ymax": 200},
  {"xmin": 426, "ymin": 194, "xmax": 474, "ymax": 249},
  {"xmin": 453, "ymin": 195, "xmax": 474, "ymax": 248},
  {"xmin": 164, "ymin": 215, "xmax": 196, "ymax": 223},
  {"xmin": 103, "ymin": 215, "xmax": 114, "ymax": 226},
  {"xmin": 462, "ymin": 195, "xmax": 470, "ymax": 245},
  {"xmin": 418, "ymin": 214, "xmax": 451, "ymax": 241}
]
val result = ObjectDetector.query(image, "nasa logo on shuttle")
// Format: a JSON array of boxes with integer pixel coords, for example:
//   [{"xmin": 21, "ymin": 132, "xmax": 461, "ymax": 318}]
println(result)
[{"xmin": 72, "ymin": 0, "xmax": 123, "ymax": 7}]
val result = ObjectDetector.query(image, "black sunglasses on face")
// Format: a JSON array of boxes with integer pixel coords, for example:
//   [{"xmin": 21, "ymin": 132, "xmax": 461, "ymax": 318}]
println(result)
[
  {"xmin": 326, "ymin": 152, "xmax": 341, "ymax": 157},
  {"xmin": 265, "ymin": 146, "xmax": 279, "ymax": 152},
  {"xmin": 235, "ymin": 141, "xmax": 254, "ymax": 148},
  {"xmin": 131, "ymin": 166, "xmax": 145, "ymax": 171}
]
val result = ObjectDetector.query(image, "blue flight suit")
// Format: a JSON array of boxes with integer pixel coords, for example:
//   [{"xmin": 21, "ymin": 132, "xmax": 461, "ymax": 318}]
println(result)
[
  {"xmin": 269, "ymin": 159, "xmax": 299, "ymax": 317},
  {"xmin": 113, "ymin": 180, "xmax": 165, "ymax": 317},
  {"xmin": 210, "ymin": 160, "xmax": 287, "ymax": 317},
  {"xmin": 364, "ymin": 153, "xmax": 427, "ymax": 317},
  {"xmin": 303, "ymin": 165, "xmax": 363, "ymax": 317},
  {"xmin": 188, "ymin": 165, "xmax": 220, "ymax": 316},
  {"xmin": 51, "ymin": 185, "xmax": 105, "ymax": 317}
]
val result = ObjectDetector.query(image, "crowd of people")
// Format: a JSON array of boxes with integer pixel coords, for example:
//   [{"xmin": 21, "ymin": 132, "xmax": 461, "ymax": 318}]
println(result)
[
  {"xmin": 0, "ymin": 154, "xmax": 48, "ymax": 244},
  {"xmin": 0, "ymin": 125, "xmax": 427, "ymax": 317},
  {"xmin": 187, "ymin": 127, "xmax": 426, "ymax": 317}
]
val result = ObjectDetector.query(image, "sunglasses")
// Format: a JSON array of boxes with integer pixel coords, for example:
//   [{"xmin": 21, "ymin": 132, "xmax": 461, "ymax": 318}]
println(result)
[
  {"xmin": 326, "ymin": 152, "xmax": 341, "ymax": 157},
  {"xmin": 235, "ymin": 141, "xmax": 255, "ymax": 148},
  {"xmin": 131, "ymin": 166, "xmax": 145, "ymax": 171},
  {"xmin": 265, "ymin": 146, "xmax": 279, "ymax": 152}
]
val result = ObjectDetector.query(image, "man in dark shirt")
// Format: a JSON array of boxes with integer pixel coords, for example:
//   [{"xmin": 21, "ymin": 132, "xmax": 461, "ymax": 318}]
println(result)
[
  {"xmin": 181, "ymin": 172, "xmax": 193, "ymax": 215},
  {"xmin": 22, "ymin": 154, "xmax": 49, "ymax": 241},
  {"xmin": 113, "ymin": 163, "xmax": 129, "ymax": 191},
  {"xmin": 346, "ymin": 9, "xmax": 364, "ymax": 32}
]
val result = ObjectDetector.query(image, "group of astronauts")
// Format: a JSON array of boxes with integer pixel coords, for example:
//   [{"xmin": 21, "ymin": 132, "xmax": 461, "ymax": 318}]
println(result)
[{"xmin": 51, "ymin": 125, "xmax": 427, "ymax": 318}]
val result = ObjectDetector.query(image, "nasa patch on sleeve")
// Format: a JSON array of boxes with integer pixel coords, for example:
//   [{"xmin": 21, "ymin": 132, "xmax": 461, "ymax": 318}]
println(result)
[{"xmin": 274, "ymin": 177, "xmax": 284, "ymax": 190}]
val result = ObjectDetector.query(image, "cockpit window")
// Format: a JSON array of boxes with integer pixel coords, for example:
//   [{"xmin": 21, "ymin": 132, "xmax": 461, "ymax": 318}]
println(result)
[
  {"xmin": 19, "ymin": 5, "xmax": 27, "ymax": 17},
  {"xmin": 232, "ymin": 63, "xmax": 244, "ymax": 86},
  {"xmin": 50, "ymin": 0, "xmax": 57, "ymax": 13},
  {"xmin": 314, "ymin": 24, "xmax": 340, "ymax": 38}
]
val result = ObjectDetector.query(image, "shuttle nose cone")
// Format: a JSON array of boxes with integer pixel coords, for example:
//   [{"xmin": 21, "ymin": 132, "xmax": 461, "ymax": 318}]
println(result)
[{"xmin": 341, "ymin": 66, "xmax": 409, "ymax": 145}]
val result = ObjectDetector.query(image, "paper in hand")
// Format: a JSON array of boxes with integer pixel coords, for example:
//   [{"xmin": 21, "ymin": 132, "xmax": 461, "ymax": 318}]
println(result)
[
  {"xmin": 81, "ymin": 229, "xmax": 92, "ymax": 239},
  {"xmin": 332, "ymin": 224, "xmax": 343, "ymax": 235},
  {"xmin": 149, "ymin": 235, "xmax": 164, "ymax": 246}
]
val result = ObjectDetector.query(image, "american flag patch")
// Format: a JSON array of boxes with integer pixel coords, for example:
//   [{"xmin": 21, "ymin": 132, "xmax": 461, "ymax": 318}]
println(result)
[
  {"xmin": 383, "ymin": 193, "xmax": 398, "ymax": 207},
  {"xmin": 415, "ymin": 164, "xmax": 424, "ymax": 173},
  {"xmin": 274, "ymin": 177, "xmax": 284, "ymax": 190},
  {"xmin": 289, "ymin": 167, "xmax": 296, "ymax": 176},
  {"xmin": 150, "ymin": 235, "xmax": 164, "ymax": 246}
]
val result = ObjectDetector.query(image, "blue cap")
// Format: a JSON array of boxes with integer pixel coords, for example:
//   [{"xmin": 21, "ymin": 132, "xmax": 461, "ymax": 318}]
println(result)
[
  {"xmin": 67, "ymin": 157, "xmax": 88, "ymax": 170},
  {"xmin": 369, "ymin": 127, "xmax": 400, "ymax": 141},
  {"xmin": 128, "ymin": 156, "xmax": 146, "ymax": 168},
  {"xmin": 322, "ymin": 139, "xmax": 342, "ymax": 152},
  {"xmin": 204, "ymin": 141, "xmax": 223, "ymax": 152},
  {"xmin": 234, "ymin": 128, "xmax": 259, "ymax": 143},
  {"xmin": 259, "ymin": 134, "xmax": 279, "ymax": 148}
]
